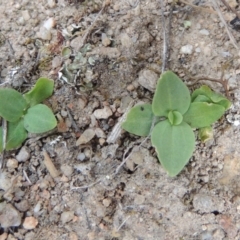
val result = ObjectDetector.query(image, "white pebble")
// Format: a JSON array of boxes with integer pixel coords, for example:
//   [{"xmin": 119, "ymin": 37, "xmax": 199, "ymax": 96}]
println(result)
[
  {"xmin": 77, "ymin": 153, "xmax": 86, "ymax": 161},
  {"xmin": 43, "ymin": 18, "xmax": 56, "ymax": 30},
  {"xmin": 199, "ymin": 29, "xmax": 210, "ymax": 35},
  {"xmin": 93, "ymin": 106, "xmax": 113, "ymax": 119},
  {"xmin": 180, "ymin": 45, "xmax": 193, "ymax": 54}
]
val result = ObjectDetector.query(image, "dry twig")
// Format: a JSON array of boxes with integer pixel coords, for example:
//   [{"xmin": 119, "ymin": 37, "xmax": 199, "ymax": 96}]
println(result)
[
  {"xmin": 211, "ymin": 0, "xmax": 239, "ymax": 49},
  {"xmin": 43, "ymin": 150, "xmax": 60, "ymax": 178}
]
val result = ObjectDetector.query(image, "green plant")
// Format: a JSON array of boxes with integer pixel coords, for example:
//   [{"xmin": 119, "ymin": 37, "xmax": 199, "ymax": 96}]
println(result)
[
  {"xmin": 0, "ymin": 77, "xmax": 57, "ymax": 152},
  {"xmin": 122, "ymin": 71, "xmax": 231, "ymax": 177}
]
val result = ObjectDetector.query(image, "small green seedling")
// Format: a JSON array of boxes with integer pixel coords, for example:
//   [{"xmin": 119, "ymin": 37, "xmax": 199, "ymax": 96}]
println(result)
[
  {"xmin": 0, "ymin": 77, "xmax": 57, "ymax": 152},
  {"xmin": 122, "ymin": 71, "xmax": 231, "ymax": 177}
]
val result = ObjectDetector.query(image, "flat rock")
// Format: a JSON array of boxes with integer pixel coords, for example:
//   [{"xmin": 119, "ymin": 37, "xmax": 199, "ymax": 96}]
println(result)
[
  {"xmin": 193, "ymin": 193, "xmax": 224, "ymax": 213},
  {"xmin": 0, "ymin": 203, "xmax": 21, "ymax": 228},
  {"xmin": 76, "ymin": 129, "xmax": 95, "ymax": 146},
  {"xmin": 180, "ymin": 44, "xmax": 193, "ymax": 54},
  {"xmin": 16, "ymin": 146, "xmax": 30, "ymax": 162},
  {"xmin": 93, "ymin": 106, "xmax": 113, "ymax": 119},
  {"xmin": 61, "ymin": 211, "xmax": 74, "ymax": 224},
  {"xmin": 199, "ymin": 29, "xmax": 210, "ymax": 35},
  {"xmin": 23, "ymin": 216, "xmax": 38, "ymax": 230},
  {"xmin": 36, "ymin": 26, "xmax": 52, "ymax": 40},
  {"xmin": 138, "ymin": 69, "xmax": 158, "ymax": 92}
]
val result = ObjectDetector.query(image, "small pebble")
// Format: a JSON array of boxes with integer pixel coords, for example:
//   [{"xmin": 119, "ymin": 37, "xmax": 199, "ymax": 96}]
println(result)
[
  {"xmin": 23, "ymin": 217, "xmax": 38, "ymax": 230},
  {"xmin": 43, "ymin": 18, "xmax": 56, "ymax": 30},
  {"xmin": 101, "ymin": 33, "xmax": 111, "ymax": 46},
  {"xmin": 22, "ymin": 10, "xmax": 31, "ymax": 21},
  {"xmin": 6, "ymin": 159, "xmax": 18, "ymax": 169},
  {"xmin": 61, "ymin": 211, "xmax": 74, "ymax": 224},
  {"xmin": 15, "ymin": 200, "xmax": 30, "ymax": 212},
  {"xmin": 93, "ymin": 106, "xmax": 113, "ymax": 119},
  {"xmin": 84, "ymin": 148, "xmax": 91, "ymax": 158},
  {"xmin": 16, "ymin": 146, "xmax": 30, "ymax": 162},
  {"xmin": 0, "ymin": 203, "xmax": 21, "ymax": 228},
  {"xmin": 60, "ymin": 164, "xmax": 73, "ymax": 176},
  {"xmin": 77, "ymin": 153, "xmax": 86, "ymax": 161},
  {"xmin": 95, "ymin": 128, "xmax": 106, "ymax": 138},
  {"xmin": 61, "ymin": 110, "xmax": 68, "ymax": 117},
  {"xmin": 193, "ymin": 194, "xmax": 214, "ymax": 213},
  {"xmin": 102, "ymin": 198, "xmax": 111, "ymax": 207},
  {"xmin": 180, "ymin": 45, "xmax": 193, "ymax": 54},
  {"xmin": 127, "ymin": 84, "xmax": 135, "ymax": 91},
  {"xmin": 76, "ymin": 129, "xmax": 95, "ymax": 146},
  {"xmin": 199, "ymin": 29, "xmax": 210, "ymax": 35},
  {"xmin": 48, "ymin": 0, "xmax": 56, "ymax": 8},
  {"xmin": 37, "ymin": 27, "xmax": 52, "ymax": 40},
  {"xmin": 99, "ymin": 138, "xmax": 105, "ymax": 145},
  {"xmin": 33, "ymin": 202, "xmax": 42, "ymax": 213},
  {"xmin": 138, "ymin": 69, "xmax": 158, "ymax": 92}
]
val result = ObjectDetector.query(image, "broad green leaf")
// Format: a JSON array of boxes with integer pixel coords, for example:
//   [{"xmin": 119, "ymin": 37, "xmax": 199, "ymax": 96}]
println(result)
[
  {"xmin": 122, "ymin": 104, "xmax": 154, "ymax": 136},
  {"xmin": 192, "ymin": 85, "xmax": 231, "ymax": 110},
  {"xmin": 152, "ymin": 71, "xmax": 191, "ymax": 117},
  {"xmin": 151, "ymin": 120, "xmax": 195, "ymax": 177},
  {"xmin": 198, "ymin": 126, "xmax": 213, "ymax": 142},
  {"xmin": 0, "ymin": 127, "xmax": 3, "ymax": 152},
  {"xmin": 24, "ymin": 104, "xmax": 57, "ymax": 133},
  {"xmin": 183, "ymin": 102, "xmax": 225, "ymax": 128},
  {"xmin": 192, "ymin": 85, "xmax": 212, "ymax": 101},
  {"xmin": 0, "ymin": 120, "xmax": 28, "ymax": 152},
  {"xmin": 168, "ymin": 111, "xmax": 183, "ymax": 125},
  {"xmin": 193, "ymin": 94, "xmax": 211, "ymax": 103},
  {"xmin": 24, "ymin": 77, "xmax": 54, "ymax": 107},
  {"xmin": 0, "ymin": 89, "xmax": 27, "ymax": 122}
]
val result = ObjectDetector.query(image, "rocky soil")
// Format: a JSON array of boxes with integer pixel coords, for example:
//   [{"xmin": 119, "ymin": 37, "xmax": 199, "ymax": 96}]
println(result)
[{"xmin": 1, "ymin": 0, "xmax": 240, "ymax": 239}]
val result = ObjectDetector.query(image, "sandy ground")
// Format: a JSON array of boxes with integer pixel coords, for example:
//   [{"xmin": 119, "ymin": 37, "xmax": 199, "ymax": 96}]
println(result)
[{"xmin": 0, "ymin": 0, "xmax": 240, "ymax": 239}]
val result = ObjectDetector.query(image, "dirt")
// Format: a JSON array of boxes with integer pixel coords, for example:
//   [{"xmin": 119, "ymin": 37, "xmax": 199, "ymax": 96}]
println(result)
[{"xmin": 0, "ymin": 0, "xmax": 240, "ymax": 239}]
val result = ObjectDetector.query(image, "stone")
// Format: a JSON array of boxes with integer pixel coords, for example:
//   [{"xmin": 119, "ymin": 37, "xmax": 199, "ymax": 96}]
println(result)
[
  {"xmin": 102, "ymin": 198, "xmax": 111, "ymax": 207},
  {"xmin": 43, "ymin": 18, "xmax": 56, "ymax": 30},
  {"xmin": 95, "ymin": 128, "xmax": 106, "ymax": 138},
  {"xmin": 60, "ymin": 164, "xmax": 73, "ymax": 176},
  {"xmin": 0, "ymin": 203, "xmax": 21, "ymax": 228},
  {"xmin": 48, "ymin": 0, "xmax": 56, "ymax": 8},
  {"xmin": 138, "ymin": 69, "xmax": 158, "ymax": 92},
  {"xmin": 77, "ymin": 153, "xmax": 86, "ymax": 161},
  {"xmin": 0, "ymin": 172, "xmax": 12, "ymax": 191},
  {"xmin": 93, "ymin": 106, "xmax": 113, "ymax": 119},
  {"xmin": 23, "ymin": 216, "xmax": 38, "ymax": 230},
  {"xmin": 15, "ymin": 200, "xmax": 30, "ymax": 212},
  {"xmin": 76, "ymin": 129, "xmax": 95, "ymax": 146},
  {"xmin": 37, "ymin": 27, "xmax": 52, "ymax": 41},
  {"xmin": 16, "ymin": 147, "xmax": 30, "ymax": 162},
  {"xmin": 193, "ymin": 194, "xmax": 215, "ymax": 213},
  {"xmin": 180, "ymin": 45, "xmax": 193, "ymax": 54},
  {"xmin": 22, "ymin": 10, "xmax": 31, "ymax": 21},
  {"xmin": 6, "ymin": 158, "xmax": 18, "ymax": 168},
  {"xmin": 61, "ymin": 211, "xmax": 74, "ymax": 224},
  {"xmin": 199, "ymin": 29, "xmax": 210, "ymax": 35},
  {"xmin": 101, "ymin": 33, "xmax": 111, "ymax": 46}
]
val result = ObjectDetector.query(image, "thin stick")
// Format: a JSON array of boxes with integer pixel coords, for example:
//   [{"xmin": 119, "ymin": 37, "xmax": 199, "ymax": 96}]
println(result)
[
  {"xmin": 161, "ymin": 0, "xmax": 167, "ymax": 73},
  {"xmin": 211, "ymin": 0, "xmax": 239, "ymax": 49},
  {"xmin": 116, "ymin": 216, "xmax": 130, "ymax": 231},
  {"xmin": 187, "ymin": 76, "xmax": 230, "ymax": 98},
  {"xmin": 221, "ymin": 0, "xmax": 240, "ymax": 19},
  {"xmin": 43, "ymin": 150, "xmax": 60, "ymax": 178},
  {"xmin": 23, "ymin": 170, "xmax": 32, "ymax": 185},
  {"xmin": 179, "ymin": 0, "xmax": 217, "ymax": 15},
  {"xmin": 77, "ymin": 1, "xmax": 106, "ymax": 51}
]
